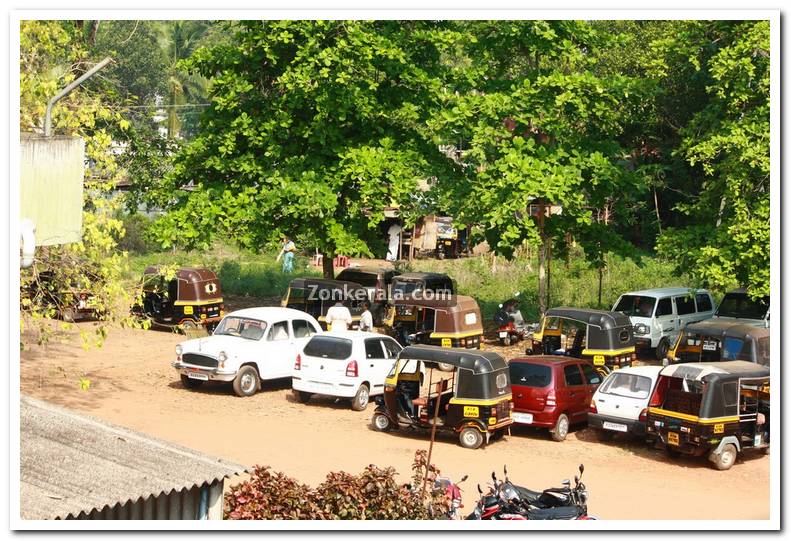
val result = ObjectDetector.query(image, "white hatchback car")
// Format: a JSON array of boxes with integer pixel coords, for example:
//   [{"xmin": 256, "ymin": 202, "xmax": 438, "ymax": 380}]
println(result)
[
  {"xmin": 172, "ymin": 307, "xmax": 321, "ymax": 397},
  {"xmin": 292, "ymin": 331, "xmax": 402, "ymax": 410},
  {"xmin": 587, "ymin": 365, "xmax": 663, "ymax": 438}
]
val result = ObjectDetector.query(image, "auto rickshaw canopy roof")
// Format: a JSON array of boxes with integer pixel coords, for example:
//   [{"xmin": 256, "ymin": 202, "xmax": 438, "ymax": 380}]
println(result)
[
  {"xmin": 391, "ymin": 295, "xmax": 484, "ymax": 334},
  {"xmin": 659, "ymin": 360, "xmax": 770, "ymax": 382},
  {"xmin": 142, "ymin": 266, "xmax": 222, "ymax": 302},
  {"xmin": 397, "ymin": 345, "xmax": 507, "ymax": 375},
  {"xmin": 285, "ymin": 277, "xmax": 370, "ymax": 297},
  {"xmin": 545, "ymin": 307, "xmax": 632, "ymax": 330},
  {"xmin": 143, "ymin": 266, "xmax": 219, "ymax": 283}
]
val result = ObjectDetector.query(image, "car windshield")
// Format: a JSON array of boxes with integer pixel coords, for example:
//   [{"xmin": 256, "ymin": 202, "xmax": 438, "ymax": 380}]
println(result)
[
  {"xmin": 599, "ymin": 372, "xmax": 652, "ymax": 400},
  {"xmin": 716, "ymin": 293, "xmax": 769, "ymax": 320},
  {"xmin": 614, "ymin": 295, "xmax": 657, "ymax": 318},
  {"xmin": 213, "ymin": 316, "xmax": 267, "ymax": 340}
]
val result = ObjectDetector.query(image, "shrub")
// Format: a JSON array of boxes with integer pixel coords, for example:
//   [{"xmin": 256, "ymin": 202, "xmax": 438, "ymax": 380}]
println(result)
[{"xmin": 225, "ymin": 450, "xmax": 449, "ymax": 520}]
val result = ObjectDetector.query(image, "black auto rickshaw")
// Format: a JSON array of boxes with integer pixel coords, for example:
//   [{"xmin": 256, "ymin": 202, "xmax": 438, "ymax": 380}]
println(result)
[
  {"xmin": 668, "ymin": 320, "xmax": 770, "ymax": 366},
  {"xmin": 371, "ymin": 345, "xmax": 513, "ymax": 449},
  {"xmin": 385, "ymin": 295, "xmax": 484, "ymax": 350},
  {"xmin": 527, "ymin": 307, "xmax": 636, "ymax": 375},
  {"xmin": 281, "ymin": 277, "xmax": 369, "ymax": 329},
  {"xmin": 135, "ymin": 266, "xmax": 224, "ymax": 331},
  {"xmin": 335, "ymin": 266, "xmax": 396, "ymax": 324},
  {"xmin": 645, "ymin": 361, "xmax": 770, "ymax": 470}
]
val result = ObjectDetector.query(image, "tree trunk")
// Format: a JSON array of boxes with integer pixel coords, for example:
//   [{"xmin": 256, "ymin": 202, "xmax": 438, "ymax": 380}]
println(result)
[
  {"xmin": 321, "ymin": 251, "xmax": 334, "ymax": 279},
  {"xmin": 538, "ymin": 238, "xmax": 547, "ymax": 318}
]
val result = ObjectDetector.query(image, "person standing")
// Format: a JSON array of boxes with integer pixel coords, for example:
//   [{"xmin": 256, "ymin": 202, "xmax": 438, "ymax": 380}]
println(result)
[
  {"xmin": 325, "ymin": 300, "xmax": 353, "ymax": 332},
  {"xmin": 386, "ymin": 223, "xmax": 402, "ymax": 262},
  {"xmin": 359, "ymin": 301, "xmax": 374, "ymax": 332},
  {"xmin": 276, "ymin": 236, "xmax": 297, "ymax": 273}
]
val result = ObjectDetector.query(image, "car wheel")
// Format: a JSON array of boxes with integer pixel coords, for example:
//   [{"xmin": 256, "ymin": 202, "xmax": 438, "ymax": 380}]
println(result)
[
  {"xmin": 180, "ymin": 375, "xmax": 204, "ymax": 390},
  {"xmin": 351, "ymin": 384, "xmax": 370, "ymax": 411},
  {"xmin": 371, "ymin": 411, "xmax": 392, "ymax": 432},
  {"xmin": 295, "ymin": 391, "xmax": 313, "ymax": 404},
  {"xmin": 710, "ymin": 443, "xmax": 738, "ymax": 471},
  {"xmin": 551, "ymin": 414, "xmax": 570, "ymax": 442},
  {"xmin": 437, "ymin": 362, "xmax": 455, "ymax": 372},
  {"xmin": 232, "ymin": 365, "xmax": 260, "ymax": 397},
  {"xmin": 459, "ymin": 427, "xmax": 484, "ymax": 449},
  {"xmin": 656, "ymin": 338, "xmax": 670, "ymax": 360}
]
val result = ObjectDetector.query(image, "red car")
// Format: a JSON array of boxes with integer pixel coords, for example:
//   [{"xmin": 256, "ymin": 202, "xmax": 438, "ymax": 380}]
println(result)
[{"xmin": 509, "ymin": 356, "xmax": 603, "ymax": 441}]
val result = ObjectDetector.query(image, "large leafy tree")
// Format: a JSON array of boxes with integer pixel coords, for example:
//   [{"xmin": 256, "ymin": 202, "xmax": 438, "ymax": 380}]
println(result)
[
  {"xmin": 151, "ymin": 20, "xmax": 459, "ymax": 277},
  {"xmin": 653, "ymin": 21, "xmax": 770, "ymax": 297},
  {"xmin": 431, "ymin": 21, "xmax": 646, "ymax": 313}
]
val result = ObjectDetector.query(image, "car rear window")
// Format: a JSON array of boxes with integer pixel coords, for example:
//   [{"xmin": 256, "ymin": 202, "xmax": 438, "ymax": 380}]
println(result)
[
  {"xmin": 509, "ymin": 362, "xmax": 552, "ymax": 388},
  {"xmin": 303, "ymin": 336, "xmax": 353, "ymax": 360},
  {"xmin": 599, "ymin": 372, "xmax": 653, "ymax": 400}
]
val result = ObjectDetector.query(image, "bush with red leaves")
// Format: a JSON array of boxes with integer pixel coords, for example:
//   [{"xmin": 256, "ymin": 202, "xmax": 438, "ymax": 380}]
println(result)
[{"xmin": 225, "ymin": 450, "xmax": 450, "ymax": 520}]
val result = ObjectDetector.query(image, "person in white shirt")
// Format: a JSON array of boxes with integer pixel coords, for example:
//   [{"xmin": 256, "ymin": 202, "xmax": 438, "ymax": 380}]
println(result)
[
  {"xmin": 325, "ymin": 301, "xmax": 353, "ymax": 331},
  {"xmin": 359, "ymin": 301, "xmax": 374, "ymax": 332}
]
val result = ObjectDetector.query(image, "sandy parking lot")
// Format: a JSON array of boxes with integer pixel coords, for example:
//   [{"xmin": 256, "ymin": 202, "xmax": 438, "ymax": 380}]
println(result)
[{"xmin": 20, "ymin": 322, "xmax": 770, "ymax": 520}]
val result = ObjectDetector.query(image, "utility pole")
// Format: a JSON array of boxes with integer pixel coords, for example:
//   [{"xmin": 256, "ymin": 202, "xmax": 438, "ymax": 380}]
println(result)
[{"xmin": 45, "ymin": 57, "xmax": 113, "ymax": 136}]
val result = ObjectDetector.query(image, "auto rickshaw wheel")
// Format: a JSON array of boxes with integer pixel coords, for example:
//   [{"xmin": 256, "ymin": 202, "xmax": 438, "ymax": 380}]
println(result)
[
  {"xmin": 179, "ymin": 319, "xmax": 198, "ymax": 333},
  {"xmin": 459, "ymin": 427, "xmax": 484, "ymax": 449},
  {"xmin": 180, "ymin": 374, "xmax": 204, "ymax": 390},
  {"xmin": 233, "ymin": 365, "xmax": 260, "ymax": 397},
  {"xmin": 655, "ymin": 338, "xmax": 670, "ymax": 361},
  {"xmin": 351, "ymin": 384, "xmax": 370, "ymax": 411},
  {"xmin": 371, "ymin": 411, "xmax": 392, "ymax": 432},
  {"xmin": 710, "ymin": 444, "xmax": 737, "ymax": 471}
]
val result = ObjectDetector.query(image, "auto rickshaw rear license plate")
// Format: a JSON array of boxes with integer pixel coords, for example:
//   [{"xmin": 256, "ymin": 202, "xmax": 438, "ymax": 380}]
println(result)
[
  {"xmin": 593, "ymin": 355, "xmax": 605, "ymax": 366},
  {"xmin": 441, "ymin": 338, "xmax": 452, "ymax": 347},
  {"xmin": 668, "ymin": 432, "xmax": 680, "ymax": 446},
  {"xmin": 464, "ymin": 406, "xmax": 479, "ymax": 417}
]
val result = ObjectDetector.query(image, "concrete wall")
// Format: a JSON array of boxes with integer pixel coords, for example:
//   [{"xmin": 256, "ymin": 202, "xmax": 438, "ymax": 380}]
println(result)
[{"xmin": 20, "ymin": 134, "xmax": 84, "ymax": 246}]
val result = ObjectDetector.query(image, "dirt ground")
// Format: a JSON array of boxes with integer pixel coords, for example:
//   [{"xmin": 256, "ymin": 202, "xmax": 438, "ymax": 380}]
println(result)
[{"xmin": 20, "ymin": 322, "xmax": 770, "ymax": 521}]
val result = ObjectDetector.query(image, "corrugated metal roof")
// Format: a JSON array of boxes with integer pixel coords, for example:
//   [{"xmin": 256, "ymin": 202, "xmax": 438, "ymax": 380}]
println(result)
[{"xmin": 20, "ymin": 395, "xmax": 247, "ymax": 520}]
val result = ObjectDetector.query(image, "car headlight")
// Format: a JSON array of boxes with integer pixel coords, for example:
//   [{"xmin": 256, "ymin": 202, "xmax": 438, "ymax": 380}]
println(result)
[
  {"xmin": 175, "ymin": 344, "xmax": 183, "ymax": 356},
  {"xmin": 634, "ymin": 324, "xmax": 649, "ymax": 336},
  {"xmin": 218, "ymin": 351, "xmax": 228, "ymax": 363}
]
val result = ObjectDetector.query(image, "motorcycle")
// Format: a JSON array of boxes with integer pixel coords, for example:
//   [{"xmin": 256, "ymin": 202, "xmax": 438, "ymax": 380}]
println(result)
[
  {"xmin": 493, "ymin": 293, "xmax": 532, "ymax": 346},
  {"xmin": 467, "ymin": 464, "xmax": 594, "ymax": 520},
  {"xmin": 434, "ymin": 473, "xmax": 468, "ymax": 519}
]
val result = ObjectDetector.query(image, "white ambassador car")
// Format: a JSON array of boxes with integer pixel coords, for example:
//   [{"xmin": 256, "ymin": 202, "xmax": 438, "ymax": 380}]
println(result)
[
  {"xmin": 172, "ymin": 307, "xmax": 321, "ymax": 397},
  {"xmin": 292, "ymin": 331, "xmax": 403, "ymax": 410}
]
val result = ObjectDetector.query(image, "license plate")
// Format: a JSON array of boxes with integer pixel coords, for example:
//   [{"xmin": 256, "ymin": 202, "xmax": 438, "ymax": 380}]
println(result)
[
  {"xmin": 593, "ymin": 355, "xmax": 605, "ymax": 366},
  {"xmin": 188, "ymin": 372, "xmax": 209, "ymax": 381},
  {"xmin": 499, "ymin": 331, "xmax": 508, "ymax": 338},
  {"xmin": 702, "ymin": 340, "xmax": 718, "ymax": 351},
  {"xmin": 603, "ymin": 421, "xmax": 628, "ymax": 433},
  {"xmin": 668, "ymin": 432, "xmax": 679, "ymax": 446},
  {"xmin": 512, "ymin": 412, "xmax": 533, "ymax": 424}
]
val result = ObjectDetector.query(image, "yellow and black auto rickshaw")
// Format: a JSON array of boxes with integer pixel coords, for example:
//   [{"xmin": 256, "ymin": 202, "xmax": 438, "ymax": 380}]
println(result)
[
  {"xmin": 281, "ymin": 277, "xmax": 369, "ymax": 329},
  {"xmin": 385, "ymin": 295, "xmax": 484, "ymax": 350},
  {"xmin": 668, "ymin": 320, "xmax": 770, "ymax": 366},
  {"xmin": 135, "ymin": 266, "xmax": 224, "ymax": 331},
  {"xmin": 645, "ymin": 361, "xmax": 770, "ymax": 470},
  {"xmin": 371, "ymin": 345, "xmax": 513, "ymax": 449},
  {"xmin": 527, "ymin": 307, "xmax": 636, "ymax": 375}
]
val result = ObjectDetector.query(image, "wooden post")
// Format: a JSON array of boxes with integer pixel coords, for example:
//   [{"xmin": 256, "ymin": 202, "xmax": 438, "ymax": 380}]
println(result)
[
  {"xmin": 409, "ymin": 224, "xmax": 416, "ymax": 261},
  {"xmin": 422, "ymin": 368, "xmax": 442, "ymax": 500},
  {"xmin": 537, "ymin": 201, "xmax": 548, "ymax": 318}
]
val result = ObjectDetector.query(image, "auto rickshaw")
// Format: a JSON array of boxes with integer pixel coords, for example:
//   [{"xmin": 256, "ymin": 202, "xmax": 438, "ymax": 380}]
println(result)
[
  {"xmin": 384, "ymin": 295, "xmax": 484, "ymax": 350},
  {"xmin": 668, "ymin": 320, "xmax": 769, "ymax": 366},
  {"xmin": 371, "ymin": 345, "xmax": 513, "ymax": 449},
  {"xmin": 645, "ymin": 361, "xmax": 770, "ymax": 470},
  {"xmin": 527, "ymin": 307, "xmax": 636, "ymax": 375},
  {"xmin": 281, "ymin": 277, "xmax": 369, "ymax": 329},
  {"xmin": 435, "ymin": 217, "xmax": 460, "ymax": 259},
  {"xmin": 335, "ymin": 266, "xmax": 396, "ymax": 325},
  {"xmin": 135, "ymin": 266, "xmax": 224, "ymax": 331}
]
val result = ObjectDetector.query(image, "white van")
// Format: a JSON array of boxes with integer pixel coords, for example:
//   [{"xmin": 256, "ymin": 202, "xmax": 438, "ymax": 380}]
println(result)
[
  {"xmin": 292, "ymin": 331, "xmax": 402, "ymax": 411},
  {"xmin": 612, "ymin": 287, "xmax": 716, "ymax": 359},
  {"xmin": 588, "ymin": 365, "xmax": 663, "ymax": 437}
]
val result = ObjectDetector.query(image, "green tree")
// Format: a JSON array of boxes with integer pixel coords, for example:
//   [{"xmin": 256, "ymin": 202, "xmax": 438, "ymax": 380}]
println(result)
[
  {"xmin": 654, "ymin": 21, "xmax": 770, "ymax": 297},
  {"xmin": 151, "ymin": 20, "xmax": 459, "ymax": 277},
  {"xmin": 20, "ymin": 20, "xmax": 145, "ymax": 347}
]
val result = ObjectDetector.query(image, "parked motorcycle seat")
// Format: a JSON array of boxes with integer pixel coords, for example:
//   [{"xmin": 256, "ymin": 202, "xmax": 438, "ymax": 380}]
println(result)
[
  {"xmin": 514, "ymin": 485, "xmax": 543, "ymax": 503},
  {"xmin": 526, "ymin": 506, "xmax": 582, "ymax": 520}
]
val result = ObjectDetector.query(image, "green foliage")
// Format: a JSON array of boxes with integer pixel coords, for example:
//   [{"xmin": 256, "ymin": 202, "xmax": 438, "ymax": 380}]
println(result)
[
  {"xmin": 654, "ymin": 21, "xmax": 770, "ymax": 297},
  {"xmin": 225, "ymin": 450, "xmax": 449, "ymax": 520},
  {"xmin": 150, "ymin": 21, "xmax": 460, "ymax": 269},
  {"xmin": 19, "ymin": 21, "xmax": 149, "ymax": 348}
]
